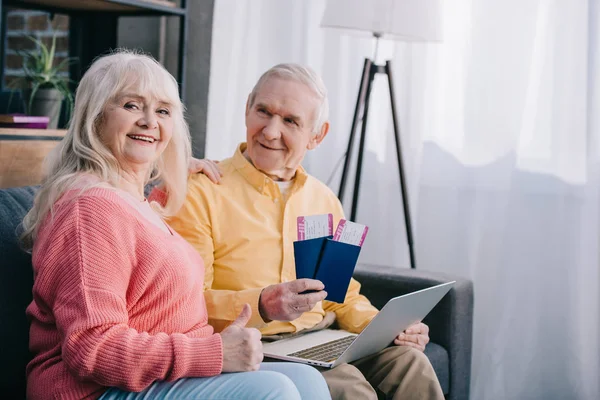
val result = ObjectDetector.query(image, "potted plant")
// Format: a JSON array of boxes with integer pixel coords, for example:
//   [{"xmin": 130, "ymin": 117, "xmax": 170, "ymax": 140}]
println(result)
[{"xmin": 9, "ymin": 33, "xmax": 76, "ymax": 129}]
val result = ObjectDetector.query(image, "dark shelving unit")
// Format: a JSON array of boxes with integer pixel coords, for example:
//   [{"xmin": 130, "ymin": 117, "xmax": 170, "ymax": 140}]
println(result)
[
  {"xmin": 5, "ymin": 0, "xmax": 185, "ymax": 15},
  {"xmin": 0, "ymin": 0, "xmax": 189, "ymax": 99}
]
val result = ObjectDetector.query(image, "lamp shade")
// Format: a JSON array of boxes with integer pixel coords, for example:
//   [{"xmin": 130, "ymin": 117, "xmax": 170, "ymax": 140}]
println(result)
[{"xmin": 321, "ymin": 0, "xmax": 443, "ymax": 42}]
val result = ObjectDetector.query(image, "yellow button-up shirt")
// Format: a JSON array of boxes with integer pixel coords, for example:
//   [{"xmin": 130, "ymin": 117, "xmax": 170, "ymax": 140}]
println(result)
[{"xmin": 167, "ymin": 143, "xmax": 379, "ymax": 335}]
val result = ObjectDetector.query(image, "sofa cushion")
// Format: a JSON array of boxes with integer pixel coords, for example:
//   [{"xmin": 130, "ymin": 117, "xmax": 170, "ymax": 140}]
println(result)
[
  {"xmin": 424, "ymin": 341, "xmax": 450, "ymax": 394},
  {"xmin": 0, "ymin": 186, "xmax": 36, "ymax": 392}
]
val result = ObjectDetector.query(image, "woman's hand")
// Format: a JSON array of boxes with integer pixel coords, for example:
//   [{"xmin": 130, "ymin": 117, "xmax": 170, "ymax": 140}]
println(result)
[
  {"xmin": 189, "ymin": 158, "xmax": 222, "ymax": 184},
  {"xmin": 220, "ymin": 304, "xmax": 264, "ymax": 372}
]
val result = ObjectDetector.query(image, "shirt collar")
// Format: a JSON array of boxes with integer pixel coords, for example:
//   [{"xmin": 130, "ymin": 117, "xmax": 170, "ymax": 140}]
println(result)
[{"xmin": 232, "ymin": 143, "xmax": 308, "ymax": 198}]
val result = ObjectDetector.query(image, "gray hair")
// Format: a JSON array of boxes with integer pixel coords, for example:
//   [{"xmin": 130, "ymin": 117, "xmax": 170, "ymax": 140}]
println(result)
[
  {"xmin": 248, "ymin": 63, "xmax": 329, "ymax": 134},
  {"xmin": 21, "ymin": 49, "xmax": 191, "ymax": 248}
]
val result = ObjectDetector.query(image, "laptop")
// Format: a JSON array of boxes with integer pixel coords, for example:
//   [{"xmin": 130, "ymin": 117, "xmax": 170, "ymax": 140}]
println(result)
[{"xmin": 262, "ymin": 281, "xmax": 454, "ymax": 368}]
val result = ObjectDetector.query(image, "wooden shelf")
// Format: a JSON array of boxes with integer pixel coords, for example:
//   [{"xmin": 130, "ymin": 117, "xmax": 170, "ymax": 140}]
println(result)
[
  {"xmin": 0, "ymin": 129, "xmax": 66, "ymax": 188},
  {"xmin": 0, "ymin": 128, "xmax": 67, "ymax": 138},
  {"xmin": 5, "ymin": 0, "xmax": 184, "ymax": 15}
]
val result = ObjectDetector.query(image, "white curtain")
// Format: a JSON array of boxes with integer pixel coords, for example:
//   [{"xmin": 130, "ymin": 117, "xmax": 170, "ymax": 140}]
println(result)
[{"xmin": 206, "ymin": 0, "xmax": 600, "ymax": 398}]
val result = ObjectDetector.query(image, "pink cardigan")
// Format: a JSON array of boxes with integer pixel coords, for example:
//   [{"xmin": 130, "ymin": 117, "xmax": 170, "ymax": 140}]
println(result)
[{"xmin": 26, "ymin": 188, "xmax": 223, "ymax": 400}]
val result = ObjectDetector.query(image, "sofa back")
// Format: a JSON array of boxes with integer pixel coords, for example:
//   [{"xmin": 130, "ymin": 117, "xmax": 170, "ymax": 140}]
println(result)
[{"xmin": 0, "ymin": 186, "xmax": 36, "ymax": 393}]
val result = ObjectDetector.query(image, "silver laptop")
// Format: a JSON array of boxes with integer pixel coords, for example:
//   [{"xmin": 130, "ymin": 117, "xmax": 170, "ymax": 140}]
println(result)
[{"xmin": 263, "ymin": 281, "xmax": 454, "ymax": 368}]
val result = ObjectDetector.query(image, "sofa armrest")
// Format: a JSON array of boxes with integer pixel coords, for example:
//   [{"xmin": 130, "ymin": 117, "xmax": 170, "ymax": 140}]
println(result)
[{"xmin": 353, "ymin": 263, "xmax": 473, "ymax": 400}]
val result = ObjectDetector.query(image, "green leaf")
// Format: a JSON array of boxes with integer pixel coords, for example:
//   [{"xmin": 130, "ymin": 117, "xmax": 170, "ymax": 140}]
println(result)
[
  {"xmin": 51, "ymin": 57, "xmax": 75, "ymax": 74},
  {"xmin": 47, "ymin": 35, "xmax": 57, "ymax": 73},
  {"xmin": 28, "ymin": 82, "xmax": 41, "ymax": 115}
]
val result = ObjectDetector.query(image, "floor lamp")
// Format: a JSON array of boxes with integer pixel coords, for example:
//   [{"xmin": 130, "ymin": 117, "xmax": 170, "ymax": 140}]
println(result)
[{"xmin": 321, "ymin": 0, "xmax": 443, "ymax": 270}]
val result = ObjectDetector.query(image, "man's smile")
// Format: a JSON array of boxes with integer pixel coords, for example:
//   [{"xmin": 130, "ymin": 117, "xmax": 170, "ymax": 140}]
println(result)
[{"xmin": 259, "ymin": 142, "xmax": 284, "ymax": 151}]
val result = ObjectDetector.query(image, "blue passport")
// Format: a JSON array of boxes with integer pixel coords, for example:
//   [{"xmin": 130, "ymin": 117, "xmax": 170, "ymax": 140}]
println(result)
[{"xmin": 293, "ymin": 236, "xmax": 362, "ymax": 303}]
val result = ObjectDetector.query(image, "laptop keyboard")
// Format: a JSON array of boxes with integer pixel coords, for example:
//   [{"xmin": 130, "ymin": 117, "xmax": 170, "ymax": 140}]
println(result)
[{"xmin": 287, "ymin": 335, "xmax": 356, "ymax": 362}]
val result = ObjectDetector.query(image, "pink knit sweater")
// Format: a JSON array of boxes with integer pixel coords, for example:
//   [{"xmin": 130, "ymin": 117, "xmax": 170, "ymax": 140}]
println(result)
[{"xmin": 26, "ymin": 187, "xmax": 223, "ymax": 400}]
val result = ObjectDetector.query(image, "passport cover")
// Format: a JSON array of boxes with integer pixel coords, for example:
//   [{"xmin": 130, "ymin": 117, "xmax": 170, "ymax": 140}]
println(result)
[
  {"xmin": 293, "ymin": 236, "xmax": 331, "ymax": 279},
  {"xmin": 293, "ymin": 237, "xmax": 362, "ymax": 303}
]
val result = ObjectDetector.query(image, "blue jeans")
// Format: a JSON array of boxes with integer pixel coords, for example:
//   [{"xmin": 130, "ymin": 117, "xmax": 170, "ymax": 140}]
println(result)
[{"xmin": 99, "ymin": 362, "xmax": 330, "ymax": 400}]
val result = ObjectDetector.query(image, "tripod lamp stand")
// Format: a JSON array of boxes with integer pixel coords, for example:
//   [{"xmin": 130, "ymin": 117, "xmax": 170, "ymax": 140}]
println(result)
[{"xmin": 321, "ymin": 0, "xmax": 443, "ymax": 270}]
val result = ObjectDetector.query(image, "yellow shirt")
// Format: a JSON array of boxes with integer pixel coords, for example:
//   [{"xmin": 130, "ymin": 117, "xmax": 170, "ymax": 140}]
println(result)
[{"xmin": 167, "ymin": 143, "xmax": 379, "ymax": 335}]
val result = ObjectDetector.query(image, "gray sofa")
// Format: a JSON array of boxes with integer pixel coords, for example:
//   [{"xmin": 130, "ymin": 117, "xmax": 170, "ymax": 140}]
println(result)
[{"xmin": 0, "ymin": 185, "xmax": 473, "ymax": 399}]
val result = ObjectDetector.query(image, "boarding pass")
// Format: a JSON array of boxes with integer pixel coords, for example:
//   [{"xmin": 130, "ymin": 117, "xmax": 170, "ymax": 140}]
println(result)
[
  {"xmin": 297, "ymin": 213, "xmax": 334, "ymax": 240},
  {"xmin": 333, "ymin": 219, "xmax": 369, "ymax": 246}
]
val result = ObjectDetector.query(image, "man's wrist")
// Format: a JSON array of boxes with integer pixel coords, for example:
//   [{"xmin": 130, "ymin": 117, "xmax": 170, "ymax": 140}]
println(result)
[{"xmin": 258, "ymin": 288, "xmax": 272, "ymax": 323}]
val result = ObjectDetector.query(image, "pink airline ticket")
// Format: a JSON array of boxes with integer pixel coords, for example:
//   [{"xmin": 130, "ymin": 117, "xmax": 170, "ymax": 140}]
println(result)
[
  {"xmin": 333, "ymin": 219, "xmax": 369, "ymax": 246},
  {"xmin": 297, "ymin": 213, "xmax": 334, "ymax": 240}
]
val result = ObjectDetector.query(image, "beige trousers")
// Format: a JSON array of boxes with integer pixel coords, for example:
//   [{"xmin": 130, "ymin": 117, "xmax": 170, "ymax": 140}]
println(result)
[{"xmin": 320, "ymin": 346, "xmax": 445, "ymax": 400}]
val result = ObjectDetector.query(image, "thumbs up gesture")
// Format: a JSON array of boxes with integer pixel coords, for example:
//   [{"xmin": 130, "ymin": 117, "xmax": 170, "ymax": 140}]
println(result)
[{"xmin": 220, "ymin": 304, "xmax": 264, "ymax": 372}]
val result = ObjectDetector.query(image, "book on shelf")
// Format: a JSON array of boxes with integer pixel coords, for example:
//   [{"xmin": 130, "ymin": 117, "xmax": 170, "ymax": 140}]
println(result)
[{"xmin": 0, "ymin": 115, "xmax": 50, "ymax": 129}]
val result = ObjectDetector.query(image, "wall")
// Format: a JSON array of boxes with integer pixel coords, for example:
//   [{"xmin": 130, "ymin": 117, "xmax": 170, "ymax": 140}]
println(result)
[{"xmin": 3, "ymin": 10, "xmax": 69, "ymax": 88}]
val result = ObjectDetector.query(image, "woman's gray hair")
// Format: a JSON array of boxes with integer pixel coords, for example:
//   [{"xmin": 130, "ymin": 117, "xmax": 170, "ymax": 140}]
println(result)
[
  {"xmin": 248, "ymin": 63, "xmax": 329, "ymax": 134},
  {"xmin": 21, "ymin": 49, "xmax": 191, "ymax": 249}
]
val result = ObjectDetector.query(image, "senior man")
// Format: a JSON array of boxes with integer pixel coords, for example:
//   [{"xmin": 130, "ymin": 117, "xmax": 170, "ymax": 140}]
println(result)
[{"xmin": 168, "ymin": 63, "xmax": 444, "ymax": 400}]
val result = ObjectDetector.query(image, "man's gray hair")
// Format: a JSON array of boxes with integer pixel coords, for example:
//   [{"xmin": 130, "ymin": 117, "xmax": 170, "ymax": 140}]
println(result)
[{"xmin": 248, "ymin": 63, "xmax": 329, "ymax": 134}]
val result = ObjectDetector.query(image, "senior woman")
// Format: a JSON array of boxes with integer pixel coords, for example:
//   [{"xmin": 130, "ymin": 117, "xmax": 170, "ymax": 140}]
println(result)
[{"xmin": 21, "ymin": 51, "xmax": 330, "ymax": 400}]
